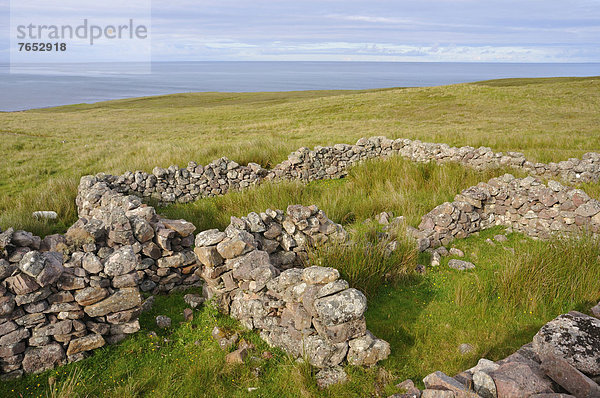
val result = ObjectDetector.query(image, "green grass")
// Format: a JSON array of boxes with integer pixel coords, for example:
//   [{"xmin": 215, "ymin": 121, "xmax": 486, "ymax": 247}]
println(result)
[{"xmin": 1, "ymin": 76, "xmax": 600, "ymax": 236}]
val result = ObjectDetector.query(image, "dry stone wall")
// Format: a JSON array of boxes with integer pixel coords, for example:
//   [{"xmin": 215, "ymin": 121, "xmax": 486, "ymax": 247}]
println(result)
[
  {"xmin": 0, "ymin": 176, "xmax": 203, "ymax": 380},
  {"xmin": 414, "ymin": 174, "xmax": 600, "ymax": 251},
  {"xmin": 0, "ymin": 227, "xmax": 144, "ymax": 380},
  {"xmin": 76, "ymin": 175, "xmax": 202, "ymax": 295},
  {"xmin": 194, "ymin": 205, "xmax": 390, "ymax": 369},
  {"xmin": 89, "ymin": 136, "xmax": 600, "ymax": 205}
]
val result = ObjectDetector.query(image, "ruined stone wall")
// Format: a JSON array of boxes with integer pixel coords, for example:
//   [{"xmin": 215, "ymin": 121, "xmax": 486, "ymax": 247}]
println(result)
[
  {"xmin": 0, "ymin": 227, "xmax": 143, "ymax": 380},
  {"xmin": 194, "ymin": 205, "xmax": 389, "ymax": 369},
  {"xmin": 76, "ymin": 175, "xmax": 202, "ymax": 294},
  {"xmin": 0, "ymin": 176, "xmax": 205, "ymax": 380},
  {"xmin": 416, "ymin": 174, "xmax": 600, "ymax": 250},
  {"xmin": 87, "ymin": 136, "xmax": 600, "ymax": 205}
]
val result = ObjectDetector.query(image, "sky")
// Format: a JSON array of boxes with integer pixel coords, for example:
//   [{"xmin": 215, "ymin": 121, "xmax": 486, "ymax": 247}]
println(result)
[{"xmin": 1, "ymin": 0, "xmax": 599, "ymax": 63}]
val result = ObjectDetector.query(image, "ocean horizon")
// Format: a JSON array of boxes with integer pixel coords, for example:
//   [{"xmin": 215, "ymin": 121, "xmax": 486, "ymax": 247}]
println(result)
[{"xmin": 1, "ymin": 61, "xmax": 598, "ymax": 112}]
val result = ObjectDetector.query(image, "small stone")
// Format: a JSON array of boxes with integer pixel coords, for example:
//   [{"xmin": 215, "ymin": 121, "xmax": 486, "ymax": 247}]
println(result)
[
  {"xmin": 473, "ymin": 371, "xmax": 496, "ymax": 398},
  {"xmin": 195, "ymin": 229, "xmax": 226, "ymax": 247},
  {"xmin": 459, "ymin": 343, "xmax": 474, "ymax": 355},
  {"xmin": 104, "ymin": 246, "xmax": 138, "ymax": 277},
  {"xmin": 396, "ymin": 379, "xmax": 421, "ymax": 396},
  {"xmin": 183, "ymin": 308, "xmax": 193, "ymax": 322},
  {"xmin": 423, "ymin": 371, "xmax": 470, "ymax": 393},
  {"xmin": 216, "ymin": 238, "xmax": 248, "ymax": 259},
  {"xmin": 449, "ymin": 248, "xmax": 464, "ymax": 257},
  {"xmin": 316, "ymin": 366, "xmax": 348, "ymax": 389},
  {"xmin": 448, "ymin": 259, "xmax": 475, "ymax": 271},
  {"xmin": 141, "ymin": 295, "xmax": 155, "ymax": 312},
  {"xmin": 22, "ymin": 343, "xmax": 65, "ymax": 374},
  {"xmin": 302, "ymin": 266, "xmax": 340, "ymax": 284},
  {"xmin": 156, "ymin": 315, "xmax": 171, "ymax": 329},
  {"xmin": 184, "ymin": 294, "xmax": 205, "ymax": 309},
  {"xmin": 225, "ymin": 347, "xmax": 248, "ymax": 364},
  {"xmin": 162, "ymin": 219, "xmax": 196, "ymax": 237},
  {"xmin": 66, "ymin": 334, "xmax": 105, "ymax": 356},
  {"xmin": 494, "ymin": 234, "xmax": 508, "ymax": 242}
]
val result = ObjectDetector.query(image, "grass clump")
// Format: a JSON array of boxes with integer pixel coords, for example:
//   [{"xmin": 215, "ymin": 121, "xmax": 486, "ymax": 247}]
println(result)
[{"xmin": 308, "ymin": 222, "xmax": 419, "ymax": 297}]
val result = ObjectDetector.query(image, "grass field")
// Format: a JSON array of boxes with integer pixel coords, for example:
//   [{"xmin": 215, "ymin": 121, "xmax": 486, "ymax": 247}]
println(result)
[
  {"xmin": 1, "ymin": 76, "xmax": 600, "ymax": 397},
  {"xmin": 1, "ymin": 76, "xmax": 599, "ymax": 236}
]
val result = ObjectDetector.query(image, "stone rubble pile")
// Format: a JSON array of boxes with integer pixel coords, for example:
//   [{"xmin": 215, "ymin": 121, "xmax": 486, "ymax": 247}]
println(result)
[
  {"xmin": 415, "ymin": 174, "xmax": 600, "ymax": 251},
  {"xmin": 86, "ymin": 136, "xmax": 600, "ymax": 205},
  {"xmin": 195, "ymin": 205, "xmax": 390, "ymax": 375},
  {"xmin": 390, "ymin": 310, "xmax": 600, "ymax": 398}
]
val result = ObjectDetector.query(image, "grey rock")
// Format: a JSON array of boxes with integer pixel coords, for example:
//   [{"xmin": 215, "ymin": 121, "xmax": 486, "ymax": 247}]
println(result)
[
  {"xmin": 448, "ymin": 259, "xmax": 475, "ymax": 271},
  {"xmin": 314, "ymin": 288, "xmax": 367, "ymax": 326},
  {"xmin": 532, "ymin": 311, "xmax": 600, "ymax": 376},
  {"xmin": 156, "ymin": 315, "xmax": 171, "ymax": 328},
  {"xmin": 104, "ymin": 246, "xmax": 138, "ymax": 276}
]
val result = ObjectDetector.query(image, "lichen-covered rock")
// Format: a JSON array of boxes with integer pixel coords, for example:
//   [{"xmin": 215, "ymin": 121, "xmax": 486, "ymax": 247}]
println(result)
[
  {"xmin": 490, "ymin": 361, "xmax": 554, "ymax": 397},
  {"xmin": 347, "ymin": 331, "xmax": 391, "ymax": 366},
  {"xmin": 22, "ymin": 343, "xmax": 65, "ymax": 374},
  {"xmin": 83, "ymin": 288, "xmax": 141, "ymax": 317},
  {"xmin": 302, "ymin": 266, "xmax": 339, "ymax": 285},
  {"xmin": 195, "ymin": 229, "xmax": 226, "ymax": 247},
  {"xmin": 104, "ymin": 246, "xmax": 138, "ymax": 276},
  {"xmin": 532, "ymin": 311, "xmax": 600, "ymax": 376},
  {"xmin": 448, "ymin": 259, "xmax": 475, "ymax": 271},
  {"xmin": 315, "ymin": 366, "xmax": 348, "ymax": 389},
  {"xmin": 314, "ymin": 288, "xmax": 367, "ymax": 326}
]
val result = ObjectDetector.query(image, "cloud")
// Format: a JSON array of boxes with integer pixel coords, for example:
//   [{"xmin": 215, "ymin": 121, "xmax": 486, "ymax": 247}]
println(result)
[{"xmin": 1, "ymin": 0, "xmax": 599, "ymax": 62}]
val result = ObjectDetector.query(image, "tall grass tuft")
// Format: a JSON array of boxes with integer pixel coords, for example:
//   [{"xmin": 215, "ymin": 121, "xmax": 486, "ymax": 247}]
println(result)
[
  {"xmin": 496, "ymin": 234, "xmax": 600, "ymax": 314},
  {"xmin": 308, "ymin": 223, "xmax": 418, "ymax": 297},
  {"xmin": 47, "ymin": 368, "xmax": 87, "ymax": 398}
]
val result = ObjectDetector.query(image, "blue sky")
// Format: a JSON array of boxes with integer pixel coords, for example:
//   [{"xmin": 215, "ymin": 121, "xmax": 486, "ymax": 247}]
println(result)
[{"xmin": 2, "ymin": 0, "xmax": 599, "ymax": 63}]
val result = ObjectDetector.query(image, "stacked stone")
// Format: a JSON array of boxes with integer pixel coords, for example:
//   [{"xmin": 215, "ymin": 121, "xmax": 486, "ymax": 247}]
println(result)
[
  {"xmin": 0, "ymin": 227, "xmax": 143, "ymax": 380},
  {"xmin": 268, "ymin": 137, "xmax": 396, "ymax": 182},
  {"xmin": 404, "ymin": 311, "xmax": 600, "ymax": 397},
  {"xmin": 93, "ymin": 157, "xmax": 267, "ymax": 204},
  {"xmin": 77, "ymin": 137, "xmax": 600, "ymax": 206},
  {"xmin": 194, "ymin": 206, "xmax": 389, "ymax": 372},
  {"xmin": 76, "ymin": 175, "xmax": 202, "ymax": 294},
  {"xmin": 195, "ymin": 204, "xmax": 347, "ymax": 288},
  {"xmin": 416, "ymin": 174, "xmax": 600, "ymax": 251}
]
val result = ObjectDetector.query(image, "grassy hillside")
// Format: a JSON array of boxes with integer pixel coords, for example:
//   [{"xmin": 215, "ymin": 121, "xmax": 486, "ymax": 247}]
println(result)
[{"xmin": 1, "ymin": 76, "xmax": 599, "ymax": 236}]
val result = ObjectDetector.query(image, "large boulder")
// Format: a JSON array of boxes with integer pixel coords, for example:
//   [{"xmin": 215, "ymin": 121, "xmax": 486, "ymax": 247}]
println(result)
[{"xmin": 532, "ymin": 311, "xmax": 600, "ymax": 376}]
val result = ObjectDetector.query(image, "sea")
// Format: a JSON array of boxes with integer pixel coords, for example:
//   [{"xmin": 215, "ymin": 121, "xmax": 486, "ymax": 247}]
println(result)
[{"xmin": 0, "ymin": 62, "xmax": 598, "ymax": 112}]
